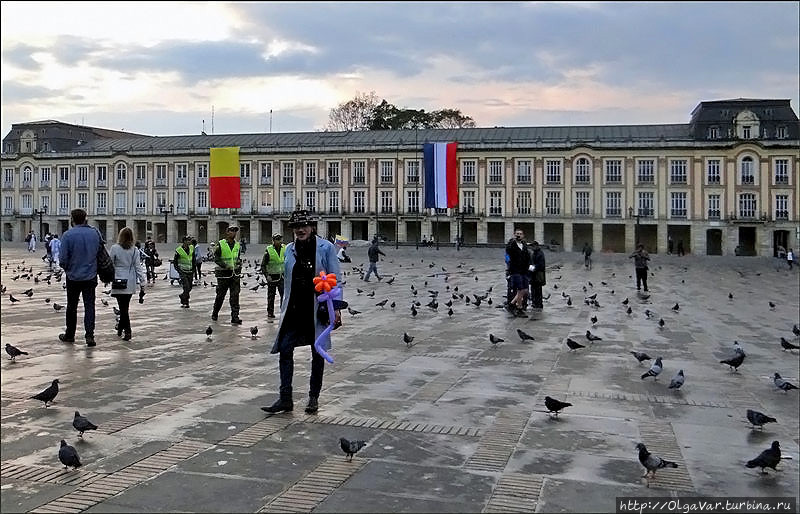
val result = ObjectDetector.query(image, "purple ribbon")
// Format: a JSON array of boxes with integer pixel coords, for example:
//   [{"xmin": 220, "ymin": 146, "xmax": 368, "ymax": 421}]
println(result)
[{"xmin": 313, "ymin": 286, "xmax": 342, "ymax": 364}]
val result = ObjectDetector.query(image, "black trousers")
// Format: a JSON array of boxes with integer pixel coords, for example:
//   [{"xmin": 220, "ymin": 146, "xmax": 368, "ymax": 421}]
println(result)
[
  {"xmin": 193, "ymin": 262, "xmax": 202, "ymax": 280},
  {"xmin": 145, "ymin": 264, "xmax": 156, "ymax": 282},
  {"xmin": 279, "ymin": 345, "xmax": 325, "ymax": 399},
  {"xmin": 635, "ymin": 268, "xmax": 649, "ymax": 290},
  {"xmin": 65, "ymin": 278, "xmax": 97, "ymax": 338},
  {"xmin": 213, "ymin": 276, "xmax": 240, "ymax": 318},
  {"xmin": 114, "ymin": 294, "xmax": 132, "ymax": 333},
  {"xmin": 178, "ymin": 271, "xmax": 193, "ymax": 304},
  {"xmin": 267, "ymin": 275, "xmax": 284, "ymax": 316},
  {"xmin": 530, "ymin": 283, "xmax": 543, "ymax": 308}
]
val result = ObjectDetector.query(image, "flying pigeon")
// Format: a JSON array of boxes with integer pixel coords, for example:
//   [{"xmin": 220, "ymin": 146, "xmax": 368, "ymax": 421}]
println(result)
[
  {"xmin": 403, "ymin": 332, "xmax": 414, "ymax": 348},
  {"xmin": 250, "ymin": 326, "xmax": 258, "ymax": 339},
  {"xmin": 72, "ymin": 411, "xmax": 98, "ymax": 437},
  {"xmin": 746, "ymin": 441, "xmax": 782, "ymax": 474},
  {"xmin": 773, "ymin": 373, "xmax": 798, "ymax": 392},
  {"xmin": 720, "ymin": 352, "xmax": 745, "ymax": 372},
  {"xmin": 585, "ymin": 330, "xmax": 602, "ymax": 342},
  {"xmin": 31, "ymin": 379, "xmax": 59, "ymax": 407},
  {"xmin": 517, "ymin": 329, "xmax": 535, "ymax": 342},
  {"xmin": 668, "ymin": 370, "xmax": 685, "ymax": 390},
  {"xmin": 59, "ymin": 440, "xmax": 82, "ymax": 469},
  {"xmin": 339, "ymin": 437, "xmax": 367, "ymax": 461},
  {"xmin": 5, "ymin": 343, "xmax": 28, "ymax": 361},
  {"xmin": 489, "ymin": 334, "xmax": 504, "ymax": 348},
  {"xmin": 746, "ymin": 409, "xmax": 777, "ymax": 430},
  {"xmin": 636, "ymin": 443, "xmax": 678, "ymax": 481},
  {"xmin": 641, "ymin": 357, "xmax": 663, "ymax": 380},
  {"xmin": 544, "ymin": 396, "xmax": 572, "ymax": 417},
  {"xmin": 630, "ymin": 351, "xmax": 652, "ymax": 365},
  {"xmin": 780, "ymin": 337, "xmax": 799, "ymax": 352}
]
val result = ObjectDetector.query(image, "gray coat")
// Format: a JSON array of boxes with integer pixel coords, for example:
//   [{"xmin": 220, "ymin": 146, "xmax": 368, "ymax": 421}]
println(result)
[{"xmin": 110, "ymin": 244, "xmax": 146, "ymax": 295}]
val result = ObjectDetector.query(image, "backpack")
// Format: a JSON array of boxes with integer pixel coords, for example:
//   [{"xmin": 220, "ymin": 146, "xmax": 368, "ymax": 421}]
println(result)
[{"xmin": 25, "ymin": 234, "xmax": 31, "ymax": 242}]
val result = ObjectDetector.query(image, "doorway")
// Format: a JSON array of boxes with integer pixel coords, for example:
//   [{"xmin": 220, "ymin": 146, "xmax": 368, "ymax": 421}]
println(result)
[
  {"xmin": 737, "ymin": 227, "xmax": 756, "ymax": 256},
  {"xmin": 773, "ymin": 230, "xmax": 789, "ymax": 257},
  {"xmin": 706, "ymin": 229, "xmax": 722, "ymax": 255}
]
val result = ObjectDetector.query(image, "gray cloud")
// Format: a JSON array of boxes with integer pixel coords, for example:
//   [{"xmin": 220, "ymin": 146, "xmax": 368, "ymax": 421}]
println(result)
[
  {"xmin": 1, "ymin": 81, "xmax": 59, "ymax": 103},
  {"xmin": 2, "ymin": 43, "xmax": 42, "ymax": 71}
]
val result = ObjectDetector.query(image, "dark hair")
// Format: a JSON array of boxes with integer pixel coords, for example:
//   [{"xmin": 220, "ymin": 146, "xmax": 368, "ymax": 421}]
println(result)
[
  {"xmin": 118, "ymin": 227, "xmax": 134, "ymax": 249},
  {"xmin": 71, "ymin": 208, "xmax": 87, "ymax": 225}
]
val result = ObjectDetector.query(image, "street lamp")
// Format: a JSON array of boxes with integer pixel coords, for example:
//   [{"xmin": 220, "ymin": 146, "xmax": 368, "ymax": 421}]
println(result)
[
  {"xmin": 160, "ymin": 203, "xmax": 173, "ymax": 243},
  {"xmin": 628, "ymin": 206, "xmax": 651, "ymax": 245},
  {"xmin": 456, "ymin": 208, "xmax": 465, "ymax": 251},
  {"xmin": 34, "ymin": 205, "xmax": 47, "ymax": 241}
]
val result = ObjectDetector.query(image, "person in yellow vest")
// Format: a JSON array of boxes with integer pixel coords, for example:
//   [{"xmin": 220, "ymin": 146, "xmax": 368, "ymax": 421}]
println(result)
[
  {"xmin": 212, "ymin": 226, "xmax": 243, "ymax": 324},
  {"xmin": 260, "ymin": 233, "xmax": 286, "ymax": 319},
  {"xmin": 173, "ymin": 236, "xmax": 195, "ymax": 308}
]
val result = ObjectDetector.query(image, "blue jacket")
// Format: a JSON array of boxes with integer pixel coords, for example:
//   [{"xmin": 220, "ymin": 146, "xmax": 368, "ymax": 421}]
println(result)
[
  {"xmin": 271, "ymin": 236, "xmax": 341, "ymax": 354},
  {"xmin": 59, "ymin": 224, "xmax": 101, "ymax": 281}
]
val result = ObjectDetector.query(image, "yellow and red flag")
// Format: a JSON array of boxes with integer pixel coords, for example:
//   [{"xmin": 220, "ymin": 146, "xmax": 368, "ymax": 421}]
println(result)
[{"xmin": 210, "ymin": 146, "xmax": 241, "ymax": 208}]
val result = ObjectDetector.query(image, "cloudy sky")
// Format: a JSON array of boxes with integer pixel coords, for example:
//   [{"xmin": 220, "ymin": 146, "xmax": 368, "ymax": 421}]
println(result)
[{"xmin": 1, "ymin": 1, "xmax": 798, "ymax": 138}]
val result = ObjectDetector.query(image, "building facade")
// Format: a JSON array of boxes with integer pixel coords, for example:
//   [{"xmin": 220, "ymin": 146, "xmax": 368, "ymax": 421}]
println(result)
[{"xmin": 1, "ymin": 99, "xmax": 798, "ymax": 256}]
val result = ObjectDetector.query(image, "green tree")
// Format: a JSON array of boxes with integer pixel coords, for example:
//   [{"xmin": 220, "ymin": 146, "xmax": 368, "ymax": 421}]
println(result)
[{"xmin": 327, "ymin": 94, "xmax": 476, "ymax": 131}]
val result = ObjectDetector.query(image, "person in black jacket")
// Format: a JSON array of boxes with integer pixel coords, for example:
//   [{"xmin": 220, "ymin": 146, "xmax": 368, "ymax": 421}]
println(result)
[
  {"xmin": 505, "ymin": 229, "xmax": 530, "ymax": 316},
  {"xmin": 364, "ymin": 238, "xmax": 386, "ymax": 282},
  {"xmin": 528, "ymin": 241, "xmax": 546, "ymax": 309}
]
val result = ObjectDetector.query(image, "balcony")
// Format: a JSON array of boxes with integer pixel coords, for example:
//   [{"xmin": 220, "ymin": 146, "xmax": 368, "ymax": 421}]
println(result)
[
  {"xmin": 115, "ymin": 180, "xmax": 127, "ymax": 188},
  {"xmin": 282, "ymin": 179, "xmax": 295, "ymax": 186},
  {"xmin": 20, "ymin": 208, "xmax": 32, "ymax": 215},
  {"xmin": 40, "ymin": 181, "xmax": 50, "ymax": 189},
  {"xmin": 135, "ymin": 207, "xmax": 146, "ymax": 214},
  {"xmin": 58, "ymin": 207, "xmax": 69, "ymax": 215},
  {"xmin": 707, "ymin": 176, "xmax": 720, "ymax": 185},
  {"xmin": 462, "ymin": 177, "xmax": 477, "ymax": 185},
  {"xmin": 516, "ymin": 208, "xmax": 532, "ymax": 216},
  {"xmin": 216, "ymin": 208, "xmax": 231, "ymax": 215},
  {"xmin": 546, "ymin": 208, "xmax": 561, "ymax": 216},
  {"xmin": 606, "ymin": 209, "xmax": 622, "ymax": 218},
  {"xmin": 258, "ymin": 205, "xmax": 274, "ymax": 214},
  {"xmin": 671, "ymin": 210, "xmax": 687, "ymax": 219},
  {"xmin": 670, "ymin": 176, "xmax": 687, "ymax": 184},
  {"xmin": 155, "ymin": 178, "xmax": 167, "ymax": 187},
  {"xmin": 96, "ymin": 180, "xmax": 107, "ymax": 188},
  {"xmin": 195, "ymin": 207, "xmax": 208, "ymax": 215},
  {"xmin": 516, "ymin": 176, "xmax": 532, "ymax": 185},
  {"xmin": 135, "ymin": 179, "xmax": 147, "ymax": 187},
  {"xmin": 58, "ymin": 180, "xmax": 69, "ymax": 188},
  {"xmin": 488, "ymin": 209, "xmax": 503, "ymax": 217},
  {"xmin": 327, "ymin": 177, "xmax": 340, "ymax": 186},
  {"xmin": 175, "ymin": 178, "xmax": 187, "ymax": 187},
  {"xmin": 240, "ymin": 177, "xmax": 250, "ymax": 186},
  {"xmin": 488, "ymin": 177, "xmax": 503, "ymax": 185},
  {"xmin": 77, "ymin": 180, "xmax": 88, "ymax": 188},
  {"xmin": 380, "ymin": 207, "xmax": 394, "ymax": 214},
  {"xmin": 574, "ymin": 209, "xmax": 591, "ymax": 217},
  {"xmin": 575, "ymin": 176, "xmax": 590, "ymax": 184},
  {"xmin": 115, "ymin": 207, "xmax": 126, "ymax": 215},
  {"xmin": 606, "ymin": 177, "xmax": 622, "ymax": 184},
  {"xmin": 259, "ymin": 176, "xmax": 271, "ymax": 186},
  {"xmin": 638, "ymin": 176, "xmax": 654, "ymax": 184},
  {"xmin": 175, "ymin": 206, "xmax": 187, "ymax": 215},
  {"xmin": 741, "ymin": 175, "xmax": 755, "ymax": 185},
  {"xmin": 3, "ymin": 208, "xmax": 14, "ymax": 215},
  {"xmin": 96, "ymin": 207, "xmax": 106, "ymax": 215},
  {"xmin": 3, "ymin": 181, "xmax": 13, "ymax": 189},
  {"xmin": 775, "ymin": 175, "xmax": 789, "ymax": 185},
  {"xmin": 352, "ymin": 177, "xmax": 366, "ymax": 186},
  {"xmin": 775, "ymin": 210, "xmax": 789, "ymax": 220},
  {"xmin": 21, "ymin": 181, "xmax": 32, "ymax": 189},
  {"xmin": 708, "ymin": 210, "xmax": 721, "ymax": 219}
]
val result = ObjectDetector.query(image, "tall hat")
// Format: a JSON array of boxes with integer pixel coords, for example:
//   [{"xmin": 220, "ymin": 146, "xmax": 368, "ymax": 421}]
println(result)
[{"xmin": 288, "ymin": 209, "xmax": 316, "ymax": 228}]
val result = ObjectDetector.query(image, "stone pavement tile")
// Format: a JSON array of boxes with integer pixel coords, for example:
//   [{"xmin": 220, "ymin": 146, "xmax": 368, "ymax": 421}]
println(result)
[
  {"xmin": 364, "ymin": 430, "xmax": 481, "ymax": 467},
  {"xmin": 82, "ymin": 471, "xmax": 269, "ymax": 513},
  {"xmin": 251, "ymin": 422, "xmax": 376, "ymax": 462},
  {"xmin": 84, "ymin": 440, "xmax": 172, "ymax": 474},
  {"xmin": 506, "ymin": 449, "xmax": 640, "ymax": 485},
  {"xmin": 518, "ymin": 414, "xmax": 639, "ymax": 459},
  {"xmin": 0, "ymin": 478, "xmax": 74, "ymax": 514},
  {"xmin": 178, "ymin": 443, "xmax": 324, "ymax": 482},
  {"xmin": 314, "ymin": 490, "xmax": 477, "ymax": 513},
  {"xmin": 536, "ymin": 477, "xmax": 669, "ymax": 512}
]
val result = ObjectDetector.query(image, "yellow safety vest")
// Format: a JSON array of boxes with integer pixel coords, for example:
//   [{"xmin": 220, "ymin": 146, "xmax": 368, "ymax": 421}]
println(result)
[
  {"xmin": 266, "ymin": 245, "xmax": 286, "ymax": 275},
  {"xmin": 175, "ymin": 245, "xmax": 194, "ymax": 272},
  {"xmin": 219, "ymin": 240, "xmax": 240, "ymax": 270}
]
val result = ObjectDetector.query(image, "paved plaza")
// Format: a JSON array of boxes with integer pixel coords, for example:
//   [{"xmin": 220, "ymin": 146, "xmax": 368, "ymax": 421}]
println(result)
[{"xmin": 1, "ymin": 241, "xmax": 798, "ymax": 513}]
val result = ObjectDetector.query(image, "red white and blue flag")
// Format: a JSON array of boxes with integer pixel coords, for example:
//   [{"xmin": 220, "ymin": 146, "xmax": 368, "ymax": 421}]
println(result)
[{"xmin": 423, "ymin": 142, "xmax": 458, "ymax": 209}]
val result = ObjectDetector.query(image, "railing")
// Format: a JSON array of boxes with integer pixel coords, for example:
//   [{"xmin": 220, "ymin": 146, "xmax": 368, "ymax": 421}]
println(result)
[
  {"xmin": 115, "ymin": 179, "xmax": 127, "ymax": 188},
  {"xmin": 462, "ymin": 177, "xmax": 477, "ymax": 185},
  {"xmin": 488, "ymin": 209, "xmax": 503, "ymax": 217},
  {"xmin": 637, "ymin": 176, "xmax": 654, "ymax": 184},
  {"xmin": 708, "ymin": 210, "xmax": 721, "ymax": 219},
  {"xmin": 195, "ymin": 177, "xmax": 208, "ymax": 186},
  {"xmin": 707, "ymin": 176, "xmax": 720, "ymax": 184},
  {"xmin": 195, "ymin": 207, "xmax": 208, "ymax": 215},
  {"xmin": 775, "ymin": 175, "xmax": 789, "ymax": 185},
  {"xmin": 3, "ymin": 208, "xmax": 14, "ymax": 215},
  {"xmin": 546, "ymin": 208, "xmax": 561, "ymax": 216},
  {"xmin": 605, "ymin": 177, "xmax": 622, "ymax": 184},
  {"xmin": 259, "ymin": 176, "xmax": 271, "ymax": 186},
  {"xmin": 20, "ymin": 208, "xmax": 32, "ymax": 215},
  {"xmin": 380, "ymin": 208, "xmax": 394, "ymax": 214},
  {"xmin": 175, "ymin": 206, "xmax": 187, "ymax": 215},
  {"xmin": 574, "ymin": 209, "xmax": 591, "ymax": 217},
  {"xmin": 240, "ymin": 177, "xmax": 250, "ymax": 186},
  {"xmin": 380, "ymin": 178, "xmax": 394, "ymax": 185},
  {"xmin": 670, "ymin": 210, "xmax": 687, "ymax": 218},
  {"xmin": 96, "ymin": 207, "xmax": 106, "ymax": 215},
  {"xmin": 516, "ymin": 208, "xmax": 532, "ymax": 215},
  {"xmin": 606, "ymin": 210, "xmax": 622, "ymax": 218},
  {"xmin": 58, "ymin": 207, "xmax": 69, "ymax": 215},
  {"xmin": 352, "ymin": 178, "xmax": 366, "ymax": 185},
  {"xmin": 40, "ymin": 181, "xmax": 50, "ymax": 188},
  {"xmin": 2, "ymin": 182, "xmax": 13, "ymax": 189},
  {"xmin": 134, "ymin": 207, "xmax": 145, "ymax": 214},
  {"xmin": 135, "ymin": 179, "xmax": 146, "ymax": 187},
  {"xmin": 155, "ymin": 178, "xmax": 166, "ymax": 187},
  {"xmin": 775, "ymin": 210, "xmax": 789, "ymax": 220},
  {"xmin": 741, "ymin": 175, "xmax": 755, "ymax": 185},
  {"xmin": 258, "ymin": 206, "xmax": 273, "ymax": 214},
  {"xmin": 575, "ymin": 176, "xmax": 590, "ymax": 184},
  {"xmin": 77, "ymin": 180, "xmax": 88, "ymax": 188},
  {"xmin": 327, "ymin": 178, "xmax": 340, "ymax": 185},
  {"xmin": 175, "ymin": 178, "xmax": 187, "ymax": 187},
  {"xmin": 353, "ymin": 207, "xmax": 366, "ymax": 214},
  {"xmin": 488, "ymin": 177, "xmax": 503, "ymax": 185},
  {"xmin": 21, "ymin": 181, "xmax": 32, "ymax": 189},
  {"xmin": 115, "ymin": 207, "xmax": 126, "ymax": 215},
  {"xmin": 516, "ymin": 177, "xmax": 531, "ymax": 184},
  {"xmin": 58, "ymin": 180, "xmax": 69, "ymax": 188},
  {"xmin": 282, "ymin": 178, "xmax": 294, "ymax": 186},
  {"xmin": 96, "ymin": 180, "xmax": 107, "ymax": 187}
]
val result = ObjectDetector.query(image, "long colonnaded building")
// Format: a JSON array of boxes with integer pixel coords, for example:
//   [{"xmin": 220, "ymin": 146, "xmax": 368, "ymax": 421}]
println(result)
[{"xmin": 1, "ymin": 98, "xmax": 798, "ymax": 256}]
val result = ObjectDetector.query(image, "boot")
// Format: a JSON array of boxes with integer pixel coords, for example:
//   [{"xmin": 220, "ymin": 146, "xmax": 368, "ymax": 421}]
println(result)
[
  {"xmin": 122, "ymin": 330, "xmax": 132, "ymax": 341},
  {"xmin": 261, "ymin": 397, "xmax": 293, "ymax": 413},
  {"xmin": 305, "ymin": 396, "xmax": 319, "ymax": 414}
]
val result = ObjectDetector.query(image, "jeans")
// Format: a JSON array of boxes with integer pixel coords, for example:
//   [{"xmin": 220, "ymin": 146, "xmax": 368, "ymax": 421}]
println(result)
[
  {"xmin": 114, "ymin": 294, "xmax": 132, "ymax": 333},
  {"xmin": 530, "ymin": 283, "xmax": 543, "ymax": 308},
  {"xmin": 194, "ymin": 262, "xmax": 202, "ymax": 281},
  {"xmin": 364, "ymin": 261, "xmax": 381, "ymax": 281},
  {"xmin": 146, "ymin": 264, "xmax": 156, "ymax": 283},
  {"xmin": 635, "ymin": 268, "xmax": 649, "ymax": 291},
  {"xmin": 279, "ymin": 345, "xmax": 325, "ymax": 399},
  {"xmin": 267, "ymin": 275, "xmax": 284, "ymax": 316},
  {"xmin": 213, "ymin": 276, "xmax": 240, "ymax": 318},
  {"xmin": 178, "ymin": 271, "xmax": 193, "ymax": 304},
  {"xmin": 65, "ymin": 278, "xmax": 97, "ymax": 338}
]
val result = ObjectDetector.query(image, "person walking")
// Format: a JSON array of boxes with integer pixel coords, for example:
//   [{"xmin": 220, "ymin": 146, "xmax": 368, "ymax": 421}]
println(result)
[
  {"xmin": 505, "ymin": 229, "xmax": 530, "ymax": 316},
  {"xmin": 44, "ymin": 233, "xmax": 53, "ymax": 266},
  {"xmin": 629, "ymin": 243, "xmax": 650, "ymax": 292},
  {"xmin": 528, "ymin": 241, "xmax": 546, "ymax": 310},
  {"xmin": 261, "ymin": 233, "xmax": 286, "ymax": 319},
  {"xmin": 173, "ymin": 236, "xmax": 195, "ymax": 308},
  {"xmin": 211, "ymin": 226, "xmax": 243, "ymax": 324},
  {"xmin": 50, "ymin": 234, "xmax": 61, "ymax": 272},
  {"xmin": 110, "ymin": 227, "xmax": 146, "ymax": 341},
  {"xmin": 192, "ymin": 238, "xmax": 203, "ymax": 284},
  {"xmin": 668, "ymin": 236, "xmax": 674, "ymax": 255},
  {"xmin": 143, "ymin": 240, "xmax": 159, "ymax": 284},
  {"xmin": 363, "ymin": 237, "xmax": 385, "ymax": 282},
  {"xmin": 788, "ymin": 248, "xmax": 795, "ymax": 270},
  {"xmin": 27, "ymin": 230, "xmax": 37, "ymax": 252},
  {"xmin": 262, "ymin": 209, "xmax": 343, "ymax": 415},
  {"xmin": 58, "ymin": 209, "xmax": 101, "ymax": 347},
  {"xmin": 581, "ymin": 242, "xmax": 593, "ymax": 270}
]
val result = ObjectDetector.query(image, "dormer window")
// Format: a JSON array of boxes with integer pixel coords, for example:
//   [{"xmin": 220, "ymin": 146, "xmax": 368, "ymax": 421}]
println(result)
[
  {"xmin": 708, "ymin": 127, "xmax": 719, "ymax": 139},
  {"xmin": 735, "ymin": 110, "xmax": 760, "ymax": 140},
  {"xmin": 777, "ymin": 126, "xmax": 787, "ymax": 139},
  {"xmin": 742, "ymin": 126, "xmax": 751, "ymax": 139}
]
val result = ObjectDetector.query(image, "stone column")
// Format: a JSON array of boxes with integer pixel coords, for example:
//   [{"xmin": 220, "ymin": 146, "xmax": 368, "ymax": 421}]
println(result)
[
  {"xmin": 592, "ymin": 222, "xmax": 603, "ymax": 253},
  {"xmin": 562, "ymin": 222, "xmax": 574, "ymax": 252},
  {"xmin": 397, "ymin": 218, "xmax": 408, "ymax": 243},
  {"xmin": 657, "ymin": 220, "xmax": 669, "ymax": 254},
  {"xmin": 341, "ymin": 219, "xmax": 352, "ymax": 240},
  {"xmin": 477, "ymin": 220, "xmax": 488, "ymax": 244}
]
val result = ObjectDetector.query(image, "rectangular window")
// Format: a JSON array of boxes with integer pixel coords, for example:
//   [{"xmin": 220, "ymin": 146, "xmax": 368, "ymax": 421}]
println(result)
[
  {"xmin": 281, "ymin": 190, "xmax": 295, "ymax": 212},
  {"xmin": 709, "ymin": 127, "xmax": 718, "ymax": 139},
  {"xmin": 516, "ymin": 160, "xmax": 531, "ymax": 184},
  {"xmin": 258, "ymin": 190, "xmax": 273, "ymax": 214},
  {"xmin": 670, "ymin": 160, "xmax": 687, "ymax": 184},
  {"xmin": 605, "ymin": 191, "xmax": 622, "ymax": 217},
  {"xmin": 352, "ymin": 160, "xmax": 366, "ymax": 185},
  {"xmin": 742, "ymin": 126, "xmax": 751, "ymax": 139},
  {"xmin": 546, "ymin": 191, "xmax": 561, "ymax": 216},
  {"xmin": 638, "ymin": 192, "xmax": 654, "ymax": 217},
  {"xmin": 575, "ymin": 191, "xmax": 590, "ymax": 216},
  {"xmin": 115, "ymin": 164, "xmax": 127, "ymax": 186},
  {"xmin": 194, "ymin": 163, "xmax": 208, "ymax": 186},
  {"xmin": 407, "ymin": 190, "xmax": 419, "ymax": 213},
  {"xmin": 707, "ymin": 194, "xmax": 720, "ymax": 219},
  {"xmin": 352, "ymin": 190, "xmax": 365, "ymax": 213},
  {"xmin": 155, "ymin": 191, "xmax": 166, "ymax": 211},
  {"xmin": 58, "ymin": 192, "xmax": 69, "ymax": 214},
  {"xmin": 380, "ymin": 160, "xmax": 394, "ymax": 184},
  {"xmin": 282, "ymin": 162, "xmax": 295, "ymax": 185},
  {"xmin": 22, "ymin": 167, "xmax": 32, "ymax": 187},
  {"xmin": 4, "ymin": 167, "xmax": 15, "ymax": 187},
  {"xmin": 304, "ymin": 161, "xmax": 317, "ymax": 185},
  {"xmin": 327, "ymin": 161, "xmax": 340, "ymax": 184},
  {"xmin": 174, "ymin": 163, "xmax": 187, "ymax": 186},
  {"xmin": 461, "ymin": 190, "xmax": 475, "ymax": 214},
  {"xmin": 328, "ymin": 190, "xmax": 339, "ymax": 213},
  {"xmin": 95, "ymin": 192, "xmax": 106, "ymax": 215},
  {"xmin": 3, "ymin": 195, "xmax": 12, "ymax": 215},
  {"xmin": 21, "ymin": 194, "xmax": 33, "ymax": 214},
  {"xmin": 739, "ymin": 193, "xmax": 757, "ymax": 218},
  {"xmin": 489, "ymin": 191, "xmax": 503, "ymax": 216},
  {"xmin": 706, "ymin": 159, "xmax": 721, "ymax": 184},
  {"xmin": 575, "ymin": 159, "xmax": 591, "ymax": 184},
  {"xmin": 40, "ymin": 166, "xmax": 51, "ymax": 187},
  {"xmin": 380, "ymin": 191, "xmax": 393, "ymax": 213},
  {"xmin": 604, "ymin": 159, "xmax": 622, "ymax": 184},
  {"xmin": 237, "ymin": 190, "xmax": 249, "ymax": 213},
  {"xmin": 461, "ymin": 160, "xmax": 476, "ymax": 184},
  {"xmin": 135, "ymin": 191, "xmax": 146, "ymax": 213},
  {"xmin": 259, "ymin": 162, "xmax": 272, "ymax": 185},
  {"xmin": 115, "ymin": 192, "xmax": 126, "ymax": 214},
  {"xmin": 155, "ymin": 164, "xmax": 167, "ymax": 186},
  {"xmin": 305, "ymin": 190, "xmax": 316, "ymax": 212},
  {"xmin": 175, "ymin": 191, "xmax": 187, "ymax": 214},
  {"xmin": 775, "ymin": 194, "xmax": 789, "ymax": 220},
  {"xmin": 545, "ymin": 160, "xmax": 561, "ymax": 184},
  {"xmin": 740, "ymin": 158, "xmax": 755, "ymax": 184},
  {"xmin": 405, "ymin": 159, "xmax": 420, "ymax": 183},
  {"xmin": 670, "ymin": 192, "xmax": 687, "ymax": 218},
  {"xmin": 39, "ymin": 195, "xmax": 50, "ymax": 212},
  {"xmin": 77, "ymin": 165, "xmax": 88, "ymax": 186},
  {"xmin": 239, "ymin": 162, "xmax": 251, "ymax": 185},
  {"xmin": 58, "ymin": 166, "xmax": 69, "ymax": 187},
  {"xmin": 77, "ymin": 192, "xmax": 88, "ymax": 210},
  {"xmin": 774, "ymin": 159, "xmax": 789, "ymax": 184},
  {"xmin": 516, "ymin": 191, "xmax": 531, "ymax": 215},
  {"xmin": 135, "ymin": 164, "xmax": 147, "ymax": 186},
  {"xmin": 96, "ymin": 165, "xmax": 107, "ymax": 186},
  {"xmin": 777, "ymin": 126, "xmax": 787, "ymax": 139},
  {"xmin": 196, "ymin": 191, "xmax": 208, "ymax": 213},
  {"xmin": 488, "ymin": 160, "xmax": 503, "ymax": 184}
]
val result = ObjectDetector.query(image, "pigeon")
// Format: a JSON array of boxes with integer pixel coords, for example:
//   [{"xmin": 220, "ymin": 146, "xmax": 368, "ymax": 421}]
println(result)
[
  {"xmin": 585, "ymin": 330, "xmax": 602, "ymax": 342},
  {"xmin": 544, "ymin": 396, "xmax": 572, "ymax": 417},
  {"xmin": 644, "ymin": 309, "xmax": 652, "ymax": 318},
  {"xmin": 205, "ymin": 326, "xmax": 213, "ymax": 338},
  {"xmin": 590, "ymin": 315, "xmax": 597, "ymax": 325},
  {"xmin": 390, "ymin": 301, "xmax": 395, "ymax": 309},
  {"xmin": 746, "ymin": 441, "xmax": 782, "ymax": 474},
  {"xmin": 768, "ymin": 301, "xmax": 776, "ymax": 310},
  {"xmin": 447, "ymin": 308, "xmax": 453, "ymax": 317},
  {"xmin": 658, "ymin": 318, "xmax": 665, "ymax": 329},
  {"xmin": 445, "ymin": 300, "xmax": 453, "ymax": 307},
  {"xmin": 566, "ymin": 297, "xmax": 572, "ymax": 306},
  {"xmin": 672, "ymin": 303, "xmax": 680, "ymax": 311},
  {"xmin": 9, "ymin": 294, "xmax": 20, "ymax": 303},
  {"xmin": 587, "ymin": 293, "xmax": 597, "ymax": 300},
  {"xmin": 59, "ymin": 440, "xmax": 82, "ymax": 469},
  {"xmin": 31, "ymin": 379, "xmax": 59, "ymax": 407},
  {"xmin": 72, "ymin": 411, "xmax": 98, "ymax": 437},
  {"xmin": 385, "ymin": 277, "xmax": 395, "ymax": 285},
  {"xmin": 23, "ymin": 288, "xmax": 33, "ymax": 297},
  {"xmin": 622, "ymin": 298, "xmax": 629, "ymax": 306},
  {"xmin": 403, "ymin": 332, "xmax": 414, "ymax": 348},
  {"xmin": 5, "ymin": 343, "xmax": 28, "ymax": 361},
  {"xmin": 426, "ymin": 299, "xmax": 438, "ymax": 310},
  {"xmin": 250, "ymin": 326, "xmax": 258, "ymax": 339},
  {"xmin": 668, "ymin": 370, "xmax": 685, "ymax": 390},
  {"xmin": 53, "ymin": 302, "xmax": 64, "ymax": 311},
  {"xmin": 566, "ymin": 338, "xmax": 585, "ymax": 351},
  {"xmin": 630, "ymin": 351, "xmax": 652, "ymax": 365},
  {"xmin": 746, "ymin": 409, "xmax": 777, "ymax": 430},
  {"xmin": 780, "ymin": 337, "xmax": 799, "ymax": 351},
  {"xmin": 793, "ymin": 324, "xmax": 800, "ymax": 337},
  {"xmin": 720, "ymin": 352, "xmax": 745, "ymax": 372},
  {"xmin": 339, "ymin": 437, "xmax": 367, "ymax": 461},
  {"xmin": 101, "ymin": 298, "xmax": 108, "ymax": 306},
  {"xmin": 517, "ymin": 329, "xmax": 535, "ymax": 342},
  {"xmin": 375, "ymin": 299, "xmax": 388, "ymax": 308},
  {"xmin": 636, "ymin": 443, "xmax": 678, "ymax": 480},
  {"xmin": 773, "ymin": 373, "xmax": 798, "ymax": 392},
  {"xmin": 489, "ymin": 334, "xmax": 504, "ymax": 348},
  {"xmin": 366, "ymin": 291, "xmax": 375, "ymax": 298},
  {"xmin": 113, "ymin": 306, "xmax": 120, "ymax": 316},
  {"xmin": 729, "ymin": 292, "xmax": 734, "ymax": 300},
  {"xmin": 348, "ymin": 307, "xmax": 361, "ymax": 317},
  {"xmin": 356, "ymin": 288, "xmax": 363, "ymax": 295},
  {"xmin": 733, "ymin": 341, "xmax": 745, "ymax": 355},
  {"xmin": 641, "ymin": 357, "xmax": 663, "ymax": 380}
]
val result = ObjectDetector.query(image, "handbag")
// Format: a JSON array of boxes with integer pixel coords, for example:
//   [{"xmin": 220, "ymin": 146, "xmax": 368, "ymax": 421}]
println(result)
[
  {"xmin": 111, "ymin": 278, "xmax": 128, "ymax": 289},
  {"xmin": 96, "ymin": 229, "xmax": 115, "ymax": 284}
]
